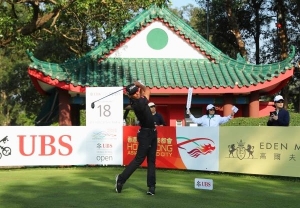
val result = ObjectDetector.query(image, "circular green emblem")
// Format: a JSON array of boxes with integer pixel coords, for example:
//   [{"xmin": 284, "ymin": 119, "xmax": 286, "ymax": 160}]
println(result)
[{"xmin": 147, "ymin": 28, "xmax": 168, "ymax": 50}]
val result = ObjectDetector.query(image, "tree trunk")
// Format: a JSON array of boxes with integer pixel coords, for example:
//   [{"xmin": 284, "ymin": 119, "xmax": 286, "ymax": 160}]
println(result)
[
  {"xmin": 276, "ymin": 0, "xmax": 289, "ymax": 106},
  {"xmin": 276, "ymin": 0, "xmax": 288, "ymax": 60},
  {"xmin": 224, "ymin": 0, "xmax": 248, "ymax": 61}
]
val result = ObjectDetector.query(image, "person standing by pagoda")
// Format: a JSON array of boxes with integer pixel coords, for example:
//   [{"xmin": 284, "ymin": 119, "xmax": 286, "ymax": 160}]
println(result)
[
  {"xmin": 267, "ymin": 95, "xmax": 290, "ymax": 126},
  {"xmin": 186, "ymin": 104, "xmax": 234, "ymax": 126},
  {"xmin": 148, "ymin": 102, "xmax": 166, "ymax": 126}
]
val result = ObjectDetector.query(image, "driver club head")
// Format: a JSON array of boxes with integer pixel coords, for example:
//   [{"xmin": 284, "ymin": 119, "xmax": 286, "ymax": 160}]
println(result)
[{"xmin": 91, "ymin": 102, "xmax": 95, "ymax": 109}]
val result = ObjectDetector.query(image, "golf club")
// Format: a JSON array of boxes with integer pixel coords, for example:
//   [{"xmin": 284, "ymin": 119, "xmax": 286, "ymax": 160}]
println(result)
[{"xmin": 91, "ymin": 88, "xmax": 124, "ymax": 109}]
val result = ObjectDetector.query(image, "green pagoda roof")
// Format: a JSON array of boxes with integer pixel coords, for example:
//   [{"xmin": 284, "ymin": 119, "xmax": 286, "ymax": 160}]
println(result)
[{"xmin": 27, "ymin": 5, "xmax": 295, "ymax": 92}]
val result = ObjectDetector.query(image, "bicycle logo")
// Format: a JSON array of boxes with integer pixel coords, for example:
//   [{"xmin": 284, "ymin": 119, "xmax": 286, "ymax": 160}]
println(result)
[{"xmin": 0, "ymin": 136, "xmax": 12, "ymax": 160}]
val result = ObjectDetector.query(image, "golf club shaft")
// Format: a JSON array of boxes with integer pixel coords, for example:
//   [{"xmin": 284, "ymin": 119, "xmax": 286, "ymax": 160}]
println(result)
[{"xmin": 91, "ymin": 88, "xmax": 124, "ymax": 108}]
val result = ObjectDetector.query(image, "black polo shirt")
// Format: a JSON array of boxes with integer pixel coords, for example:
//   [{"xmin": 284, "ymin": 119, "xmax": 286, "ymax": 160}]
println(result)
[
  {"xmin": 130, "ymin": 97, "xmax": 155, "ymax": 128},
  {"xmin": 152, "ymin": 113, "xmax": 166, "ymax": 126}
]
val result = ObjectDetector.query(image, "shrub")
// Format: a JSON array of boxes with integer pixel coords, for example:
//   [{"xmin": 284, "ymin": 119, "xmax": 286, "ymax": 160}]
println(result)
[{"xmin": 223, "ymin": 112, "xmax": 300, "ymax": 126}]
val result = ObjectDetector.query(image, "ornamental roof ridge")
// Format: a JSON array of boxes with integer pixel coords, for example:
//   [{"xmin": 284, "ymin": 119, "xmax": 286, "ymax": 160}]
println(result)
[
  {"xmin": 83, "ymin": 5, "xmax": 227, "ymax": 62},
  {"xmin": 26, "ymin": 6, "xmax": 296, "ymax": 93}
]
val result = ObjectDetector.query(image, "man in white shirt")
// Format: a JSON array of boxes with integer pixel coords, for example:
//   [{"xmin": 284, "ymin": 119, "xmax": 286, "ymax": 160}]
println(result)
[{"xmin": 186, "ymin": 104, "xmax": 234, "ymax": 127}]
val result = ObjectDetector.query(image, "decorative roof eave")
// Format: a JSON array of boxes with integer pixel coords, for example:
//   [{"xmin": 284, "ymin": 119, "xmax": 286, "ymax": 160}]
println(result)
[
  {"xmin": 219, "ymin": 45, "xmax": 296, "ymax": 67},
  {"xmin": 149, "ymin": 68, "xmax": 294, "ymax": 95},
  {"xmin": 27, "ymin": 54, "xmax": 295, "ymax": 90},
  {"xmin": 28, "ymin": 68, "xmax": 86, "ymax": 94},
  {"xmin": 29, "ymin": 75, "xmax": 48, "ymax": 96},
  {"xmin": 266, "ymin": 78, "xmax": 290, "ymax": 96},
  {"xmin": 28, "ymin": 66, "xmax": 293, "ymax": 95}
]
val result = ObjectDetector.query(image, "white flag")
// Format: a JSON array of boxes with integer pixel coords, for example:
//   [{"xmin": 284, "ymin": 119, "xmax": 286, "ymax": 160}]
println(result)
[
  {"xmin": 232, "ymin": 106, "xmax": 239, "ymax": 113},
  {"xmin": 186, "ymin": 88, "xmax": 193, "ymax": 109}
]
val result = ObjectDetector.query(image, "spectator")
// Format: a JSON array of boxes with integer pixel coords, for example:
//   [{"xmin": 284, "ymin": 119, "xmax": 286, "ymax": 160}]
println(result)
[
  {"xmin": 267, "ymin": 95, "xmax": 290, "ymax": 126},
  {"xmin": 148, "ymin": 102, "xmax": 166, "ymax": 126},
  {"xmin": 186, "ymin": 104, "xmax": 234, "ymax": 127}
]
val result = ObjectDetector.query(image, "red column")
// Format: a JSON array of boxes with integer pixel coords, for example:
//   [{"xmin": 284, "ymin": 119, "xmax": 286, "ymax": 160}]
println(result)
[
  {"xmin": 71, "ymin": 104, "xmax": 81, "ymax": 126},
  {"xmin": 223, "ymin": 94, "xmax": 233, "ymax": 116},
  {"xmin": 249, "ymin": 91, "xmax": 259, "ymax": 118},
  {"xmin": 58, "ymin": 89, "xmax": 72, "ymax": 126}
]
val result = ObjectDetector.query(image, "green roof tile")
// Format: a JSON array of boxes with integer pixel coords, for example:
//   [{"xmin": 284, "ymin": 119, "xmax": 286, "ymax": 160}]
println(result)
[{"xmin": 27, "ymin": 5, "xmax": 296, "ymax": 90}]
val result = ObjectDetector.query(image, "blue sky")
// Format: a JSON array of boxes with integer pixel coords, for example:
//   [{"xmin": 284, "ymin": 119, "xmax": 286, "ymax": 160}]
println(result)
[{"xmin": 170, "ymin": 0, "xmax": 197, "ymax": 8}]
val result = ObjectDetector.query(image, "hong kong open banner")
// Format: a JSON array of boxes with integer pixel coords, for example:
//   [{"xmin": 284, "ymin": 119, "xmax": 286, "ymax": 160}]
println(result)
[
  {"xmin": 0, "ymin": 126, "xmax": 123, "ymax": 166},
  {"xmin": 123, "ymin": 126, "xmax": 185, "ymax": 169},
  {"xmin": 123, "ymin": 126, "xmax": 219, "ymax": 171}
]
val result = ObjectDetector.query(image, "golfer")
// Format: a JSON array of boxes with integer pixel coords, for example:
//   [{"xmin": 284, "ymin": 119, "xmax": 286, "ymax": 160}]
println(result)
[{"xmin": 115, "ymin": 81, "xmax": 157, "ymax": 195}]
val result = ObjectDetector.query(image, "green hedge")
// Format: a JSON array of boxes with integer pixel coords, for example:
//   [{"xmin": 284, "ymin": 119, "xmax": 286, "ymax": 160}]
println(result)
[
  {"xmin": 79, "ymin": 110, "xmax": 299, "ymax": 126},
  {"xmin": 223, "ymin": 112, "xmax": 300, "ymax": 126}
]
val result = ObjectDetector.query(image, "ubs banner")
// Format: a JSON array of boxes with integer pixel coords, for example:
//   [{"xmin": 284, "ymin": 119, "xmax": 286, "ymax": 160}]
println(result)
[
  {"xmin": 219, "ymin": 126, "xmax": 300, "ymax": 177},
  {"xmin": 0, "ymin": 126, "xmax": 123, "ymax": 166}
]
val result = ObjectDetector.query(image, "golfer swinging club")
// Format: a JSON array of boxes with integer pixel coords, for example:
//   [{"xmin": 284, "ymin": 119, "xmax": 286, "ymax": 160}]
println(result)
[{"xmin": 115, "ymin": 80, "xmax": 157, "ymax": 195}]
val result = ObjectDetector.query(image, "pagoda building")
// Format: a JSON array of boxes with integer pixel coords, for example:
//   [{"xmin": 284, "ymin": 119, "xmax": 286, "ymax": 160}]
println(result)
[{"xmin": 27, "ymin": 5, "xmax": 295, "ymax": 126}]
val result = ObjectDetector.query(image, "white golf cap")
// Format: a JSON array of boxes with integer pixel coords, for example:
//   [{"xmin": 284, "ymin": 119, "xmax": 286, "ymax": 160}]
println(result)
[
  {"xmin": 148, "ymin": 102, "xmax": 155, "ymax": 107},
  {"xmin": 274, "ymin": 95, "xmax": 284, "ymax": 102},
  {"xmin": 206, "ymin": 104, "xmax": 215, "ymax": 110}
]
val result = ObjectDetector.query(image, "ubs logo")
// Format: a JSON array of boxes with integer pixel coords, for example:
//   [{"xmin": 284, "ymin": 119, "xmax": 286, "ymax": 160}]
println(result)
[
  {"xmin": 0, "ymin": 136, "xmax": 12, "ymax": 160},
  {"xmin": 228, "ymin": 140, "xmax": 255, "ymax": 160}
]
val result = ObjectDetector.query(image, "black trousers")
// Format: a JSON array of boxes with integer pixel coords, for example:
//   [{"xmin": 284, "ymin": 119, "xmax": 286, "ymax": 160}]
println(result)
[{"xmin": 119, "ymin": 128, "xmax": 157, "ymax": 187}]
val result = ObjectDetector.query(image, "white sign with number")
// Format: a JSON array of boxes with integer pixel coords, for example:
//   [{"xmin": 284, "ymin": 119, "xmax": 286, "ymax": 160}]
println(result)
[
  {"xmin": 86, "ymin": 87, "xmax": 123, "ymax": 126},
  {"xmin": 85, "ymin": 87, "xmax": 123, "ymax": 165}
]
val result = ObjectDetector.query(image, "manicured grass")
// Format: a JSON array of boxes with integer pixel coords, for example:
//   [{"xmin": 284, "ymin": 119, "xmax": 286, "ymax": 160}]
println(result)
[{"xmin": 0, "ymin": 166, "xmax": 299, "ymax": 208}]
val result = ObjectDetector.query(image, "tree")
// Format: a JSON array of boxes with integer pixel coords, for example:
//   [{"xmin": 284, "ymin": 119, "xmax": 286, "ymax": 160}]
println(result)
[
  {"xmin": 224, "ymin": 0, "xmax": 248, "ymax": 60},
  {"xmin": 0, "ymin": 0, "xmax": 169, "ymax": 125},
  {"xmin": 0, "ymin": 45, "xmax": 44, "ymax": 125},
  {"xmin": 0, "ymin": 0, "xmax": 168, "ymax": 56},
  {"xmin": 192, "ymin": 0, "xmax": 299, "ymax": 110}
]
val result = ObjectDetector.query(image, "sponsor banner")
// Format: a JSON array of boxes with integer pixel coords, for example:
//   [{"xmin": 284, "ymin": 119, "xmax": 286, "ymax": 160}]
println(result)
[
  {"xmin": 123, "ymin": 126, "xmax": 185, "ymax": 169},
  {"xmin": 176, "ymin": 127, "xmax": 219, "ymax": 171},
  {"xmin": 2, "ymin": 125, "xmax": 300, "ymax": 177},
  {"xmin": 85, "ymin": 87, "xmax": 123, "ymax": 164},
  {"xmin": 123, "ymin": 127, "xmax": 219, "ymax": 171},
  {"xmin": 219, "ymin": 126, "xmax": 300, "ymax": 177},
  {"xmin": 0, "ymin": 126, "xmax": 122, "ymax": 166},
  {"xmin": 85, "ymin": 126, "xmax": 123, "ymax": 165}
]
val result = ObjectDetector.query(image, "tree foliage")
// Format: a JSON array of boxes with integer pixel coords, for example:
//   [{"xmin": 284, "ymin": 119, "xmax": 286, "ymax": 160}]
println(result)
[
  {"xmin": 1, "ymin": 0, "xmax": 300, "ymax": 125},
  {"xmin": 0, "ymin": 45, "xmax": 45, "ymax": 126},
  {"xmin": 0, "ymin": 0, "xmax": 168, "ymax": 56},
  {"xmin": 0, "ymin": 0, "xmax": 168, "ymax": 126}
]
